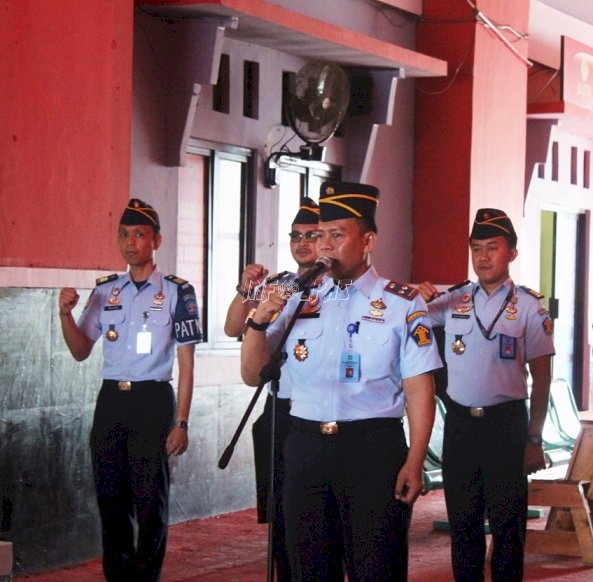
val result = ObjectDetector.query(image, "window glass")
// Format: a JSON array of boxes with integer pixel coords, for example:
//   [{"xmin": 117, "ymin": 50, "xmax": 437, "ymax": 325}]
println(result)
[
  {"xmin": 275, "ymin": 164, "xmax": 338, "ymax": 272},
  {"xmin": 181, "ymin": 143, "xmax": 252, "ymax": 348}
]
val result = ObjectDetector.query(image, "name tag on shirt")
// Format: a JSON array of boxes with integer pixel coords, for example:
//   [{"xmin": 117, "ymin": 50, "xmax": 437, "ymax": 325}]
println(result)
[
  {"xmin": 499, "ymin": 334, "xmax": 516, "ymax": 359},
  {"xmin": 340, "ymin": 351, "xmax": 360, "ymax": 382},
  {"xmin": 137, "ymin": 331, "xmax": 152, "ymax": 354}
]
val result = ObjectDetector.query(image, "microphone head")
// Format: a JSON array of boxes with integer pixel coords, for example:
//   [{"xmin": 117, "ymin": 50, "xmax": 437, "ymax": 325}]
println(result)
[{"xmin": 316, "ymin": 256, "xmax": 333, "ymax": 270}]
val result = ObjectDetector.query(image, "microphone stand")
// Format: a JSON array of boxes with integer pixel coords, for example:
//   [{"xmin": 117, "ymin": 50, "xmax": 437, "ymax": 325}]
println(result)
[{"xmin": 218, "ymin": 288, "xmax": 311, "ymax": 582}]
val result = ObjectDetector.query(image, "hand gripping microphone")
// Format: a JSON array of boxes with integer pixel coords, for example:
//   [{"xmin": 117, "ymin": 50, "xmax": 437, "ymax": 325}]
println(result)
[{"xmin": 293, "ymin": 256, "xmax": 333, "ymax": 291}]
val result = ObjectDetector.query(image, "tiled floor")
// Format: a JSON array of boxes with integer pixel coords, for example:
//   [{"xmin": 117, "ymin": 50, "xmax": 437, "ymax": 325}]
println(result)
[{"xmin": 16, "ymin": 489, "xmax": 592, "ymax": 581}]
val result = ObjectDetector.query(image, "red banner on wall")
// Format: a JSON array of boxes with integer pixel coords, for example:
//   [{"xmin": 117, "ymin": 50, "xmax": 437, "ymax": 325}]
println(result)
[{"xmin": 561, "ymin": 36, "xmax": 593, "ymax": 110}]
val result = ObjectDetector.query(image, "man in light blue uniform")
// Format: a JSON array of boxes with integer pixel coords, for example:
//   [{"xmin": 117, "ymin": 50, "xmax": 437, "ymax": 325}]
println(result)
[
  {"xmin": 241, "ymin": 181, "xmax": 442, "ymax": 581},
  {"xmin": 225, "ymin": 197, "xmax": 345, "ymax": 581},
  {"xmin": 58, "ymin": 199, "xmax": 201, "ymax": 581},
  {"xmin": 417, "ymin": 208, "xmax": 555, "ymax": 582}
]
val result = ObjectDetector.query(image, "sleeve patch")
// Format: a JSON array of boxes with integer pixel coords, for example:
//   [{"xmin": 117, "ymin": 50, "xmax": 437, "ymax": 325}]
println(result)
[
  {"xmin": 407, "ymin": 310, "xmax": 427, "ymax": 323},
  {"xmin": 174, "ymin": 284, "xmax": 202, "ymax": 343},
  {"xmin": 96, "ymin": 273, "xmax": 118, "ymax": 286},
  {"xmin": 542, "ymin": 318, "xmax": 553, "ymax": 335},
  {"xmin": 411, "ymin": 323, "xmax": 433, "ymax": 347},
  {"xmin": 384, "ymin": 280, "xmax": 418, "ymax": 300}
]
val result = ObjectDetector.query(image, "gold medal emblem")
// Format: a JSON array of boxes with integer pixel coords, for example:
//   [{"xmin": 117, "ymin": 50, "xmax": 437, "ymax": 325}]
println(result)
[
  {"xmin": 153, "ymin": 291, "xmax": 165, "ymax": 305},
  {"xmin": 461, "ymin": 294, "xmax": 471, "ymax": 303},
  {"xmin": 108, "ymin": 296, "xmax": 121, "ymax": 305},
  {"xmin": 294, "ymin": 340, "xmax": 308, "ymax": 361},
  {"xmin": 369, "ymin": 309, "xmax": 383, "ymax": 317},
  {"xmin": 452, "ymin": 339, "xmax": 466, "ymax": 355},
  {"xmin": 105, "ymin": 325, "xmax": 119, "ymax": 342},
  {"xmin": 370, "ymin": 298, "xmax": 387, "ymax": 310}
]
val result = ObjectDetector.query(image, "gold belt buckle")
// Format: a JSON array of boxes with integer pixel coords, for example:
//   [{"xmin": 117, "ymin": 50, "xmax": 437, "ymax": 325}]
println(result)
[
  {"xmin": 470, "ymin": 407, "xmax": 484, "ymax": 417},
  {"xmin": 118, "ymin": 381, "xmax": 132, "ymax": 391},
  {"xmin": 320, "ymin": 421, "xmax": 338, "ymax": 435}
]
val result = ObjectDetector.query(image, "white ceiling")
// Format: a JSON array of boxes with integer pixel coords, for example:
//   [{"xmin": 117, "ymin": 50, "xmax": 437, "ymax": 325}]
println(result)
[{"xmin": 538, "ymin": 0, "xmax": 593, "ymax": 26}]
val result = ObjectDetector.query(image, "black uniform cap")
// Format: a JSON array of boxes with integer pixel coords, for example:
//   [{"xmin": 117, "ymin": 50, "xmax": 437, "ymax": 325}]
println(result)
[
  {"xmin": 120, "ymin": 198, "xmax": 160, "ymax": 233},
  {"xmin": 292, "ymin": 197, "xmax": 320, "ymax": 225},
  {"xmin": 318, "ymin": 181, "xmax": 380, "ymax": 222},
  {"xmin": 470, "ymin": 208, "xmax": 515, "ymax": 241}
]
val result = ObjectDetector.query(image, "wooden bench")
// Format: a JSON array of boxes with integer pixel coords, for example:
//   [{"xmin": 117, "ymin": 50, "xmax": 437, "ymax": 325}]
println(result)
[{"xmin": 524, "ymin": 413, "xmax": 593, "ymax": 566}]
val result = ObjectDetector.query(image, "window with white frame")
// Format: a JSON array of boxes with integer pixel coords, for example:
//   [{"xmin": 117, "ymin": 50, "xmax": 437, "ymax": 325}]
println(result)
[
  {"xmin": 178, "ymin": 140, "xmax": 254, "ymax": 348},
  {"xmin": 275, "ymin": 162, "xmax": 338, "ymax": 272}
]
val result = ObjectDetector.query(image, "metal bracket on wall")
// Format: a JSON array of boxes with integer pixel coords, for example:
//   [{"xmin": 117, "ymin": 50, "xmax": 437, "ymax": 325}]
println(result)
[{"xmin": 165, "ymin": 17, "xmax": 238, "ymax": 167}]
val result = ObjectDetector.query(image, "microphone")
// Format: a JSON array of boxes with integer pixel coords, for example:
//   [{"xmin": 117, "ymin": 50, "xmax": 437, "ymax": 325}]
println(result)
[{"xmin": 293, "ymin": 256, "xmax": 333, "ymax": 291}]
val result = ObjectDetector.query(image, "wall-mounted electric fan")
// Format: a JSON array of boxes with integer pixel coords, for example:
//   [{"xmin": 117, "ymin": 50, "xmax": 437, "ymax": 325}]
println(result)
[{"xmin": 265, "ymin": 61, "xmax": 350, "ymax": 188}]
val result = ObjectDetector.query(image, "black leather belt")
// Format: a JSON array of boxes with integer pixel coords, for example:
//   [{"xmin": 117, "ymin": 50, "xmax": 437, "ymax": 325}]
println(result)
[
  {"xmin": 293, "ymin": 417, "xmax": 401, "ymax": 435},
  {"xmin": 447, "ymin": 398, "xmax": 525, "ymax": 418},
  {"xmin": 103, "ymin": 379, "xmax": 168, "ymax": 391}
]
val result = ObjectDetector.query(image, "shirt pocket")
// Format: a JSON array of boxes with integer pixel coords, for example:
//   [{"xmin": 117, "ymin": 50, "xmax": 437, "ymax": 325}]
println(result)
[
  {"xmin": 99, "ymin": 306, "xmax": 126, "ymax": 327},
  {"xmin": 146, "ymin": 308, "xmax": 171, "ymax": 327},
  {"xmin": 446, "ymin": 315, "xmax": 474, "ymax": 336},
  {"xmin": 286, "ymin": 320, "xmax": 324, "ymax": 371},
  {"xmin": 352, "ymin": 322, "xmax": 391, "ymax": 376},
  {"xmin": 493, "ymin": 318, "xmax": 524, "ymax": 340}
]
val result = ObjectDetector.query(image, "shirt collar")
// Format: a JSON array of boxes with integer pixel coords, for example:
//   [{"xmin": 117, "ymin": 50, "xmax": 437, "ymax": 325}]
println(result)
[
  {"xmin": 475, "ymin": 276, "xmax": 514, "ymax": 298},
  {"xmin": 121, "ymin": 265, "xmax": 161, "ymax": 290},
  {"xmin": 348, "ymin": 265, "xmax": 378, "ymax": 300}
]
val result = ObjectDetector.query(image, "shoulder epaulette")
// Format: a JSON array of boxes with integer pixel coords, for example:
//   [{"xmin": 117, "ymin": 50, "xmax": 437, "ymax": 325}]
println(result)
[
  {"xmin": 447, "ymin": 279, "xmax": 471, "ymax": 292},
  {"xmin": 520, "ymin": 285, "xmax": 544, "ymax": 300},
  {"xmin": 265, "ymin": 270, "xmax": 290, "ymax": 284},
  {"xmin": 384, "ymin": 280, "xmax": 418, "ymax": 300},
  {"xmin": 165, "ymin": 274, "xmax": 188, "ymax": 286},
  {"xmin": 96, "ymin": 273, "xmax": 118, "ymax": 286}
]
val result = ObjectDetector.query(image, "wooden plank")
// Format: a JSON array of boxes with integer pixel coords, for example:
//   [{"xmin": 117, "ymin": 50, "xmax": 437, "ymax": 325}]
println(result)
[
  {"xmin": 573, "ymin": 506, "xmax": 593, "ymax": 565},
  {"xmin": 528, "ymin": 480, "xmax": 588, "ymax": 507},
  {"xmin": 526, "ymin": 529, "xmax": 581, "ymax": 556}
]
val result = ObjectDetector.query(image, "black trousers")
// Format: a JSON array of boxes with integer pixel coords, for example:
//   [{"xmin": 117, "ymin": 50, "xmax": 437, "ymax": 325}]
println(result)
[
  {"xmin": 253, "ymin": 396, "xmax": 344, "ymax": 581},
  {"xmin": 284, "ymin": 418, "xmax": 410, "ymax": 582},
  {"xmin": 252, "ymin": 394, "xmax": 293, "ymax": 580},
  {"xmin": 443, "ymin": 399, "xmax": 528, "ymax": 582},
  {"xmin": 90, "ymin": 380, "xmax": 174, "ymax": 582}
]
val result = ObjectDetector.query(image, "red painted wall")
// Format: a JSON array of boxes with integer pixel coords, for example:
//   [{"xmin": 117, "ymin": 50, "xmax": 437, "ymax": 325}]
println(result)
[
  {"xmin": 0, "ymin": 1, "xmax": 134, "ymax": 270},
  {"xmin": 412, "ymin": 0, "xmax": 530, "ymax": 283}
]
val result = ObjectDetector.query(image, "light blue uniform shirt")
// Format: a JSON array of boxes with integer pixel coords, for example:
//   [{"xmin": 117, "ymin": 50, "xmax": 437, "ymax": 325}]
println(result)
[
  {"xmin": 266, "ymin": 266, "xmax": 442, "ymax": 421},
  {"xmin": 426, "ymin": 278, "xmax": 555, "ymax": 407},
  {"xmin": 78, "ymin": 267, "xmax": 202, "ymax": 382}
]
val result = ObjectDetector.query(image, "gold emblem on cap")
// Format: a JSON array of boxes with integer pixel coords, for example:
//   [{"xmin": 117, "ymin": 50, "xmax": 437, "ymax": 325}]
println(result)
[{"xmin": 326, "ymin": 186, "xmax": 335, "ymax": 195}]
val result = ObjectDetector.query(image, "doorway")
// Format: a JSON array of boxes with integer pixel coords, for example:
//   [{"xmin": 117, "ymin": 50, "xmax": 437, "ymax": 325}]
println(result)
[{"xmin": 540, "ymin": 209, "xmax": 587, "ymax": 408}]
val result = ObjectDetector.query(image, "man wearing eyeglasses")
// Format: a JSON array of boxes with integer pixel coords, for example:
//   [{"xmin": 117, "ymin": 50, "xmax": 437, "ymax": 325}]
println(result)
[{"xmin": 224, "ymin": 198, "xmax": 342, "ymax": 581}]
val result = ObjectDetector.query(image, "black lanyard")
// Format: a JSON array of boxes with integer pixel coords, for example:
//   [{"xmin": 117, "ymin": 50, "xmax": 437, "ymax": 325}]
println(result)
[{"xmin": 472, "ymin": 284, "xmax": 514, "ymax": 341}]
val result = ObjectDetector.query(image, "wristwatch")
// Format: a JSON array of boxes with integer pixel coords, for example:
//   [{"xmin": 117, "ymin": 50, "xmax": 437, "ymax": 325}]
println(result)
[
  {"xmin": 245, "ymin": 307, "xmax": 269, "ymax": 331},
  {"xmin": 175, "ymin": 420, "xmax": 189, "ymax": 430},
  {"xmin": 526, "ymin": 434, "xmax": 543, "ymax": 445}
]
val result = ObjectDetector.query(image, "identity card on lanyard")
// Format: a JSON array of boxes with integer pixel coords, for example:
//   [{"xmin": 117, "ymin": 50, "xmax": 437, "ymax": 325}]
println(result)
[{"xmin": 340, "ymin": 322, "xmax": 360, "ymax": 382}]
